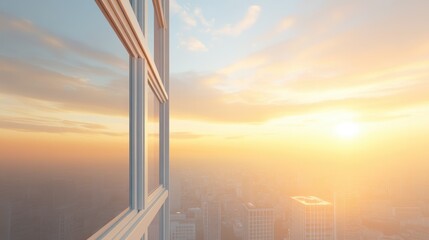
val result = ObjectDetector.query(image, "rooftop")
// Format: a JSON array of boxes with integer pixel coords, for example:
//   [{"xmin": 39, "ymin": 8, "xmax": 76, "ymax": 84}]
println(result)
[
  {"xmin": 291, "ymin": 196, "xmax": 331, "ymax": 206},
  {"xmin": 242, "ymin": 202, "xmax": 273, "ymax": 209}
]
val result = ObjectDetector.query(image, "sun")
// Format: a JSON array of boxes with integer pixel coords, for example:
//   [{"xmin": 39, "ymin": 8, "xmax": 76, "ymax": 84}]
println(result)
[{"xmin": 334, "ymin": 122, "xmax": 360, "ymax": 139}]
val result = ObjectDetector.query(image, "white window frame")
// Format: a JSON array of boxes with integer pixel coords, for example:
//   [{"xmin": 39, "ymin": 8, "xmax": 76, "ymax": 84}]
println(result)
[{"xmin": 89, "ymin": 0, "xmax": 169, "ymax": 239}]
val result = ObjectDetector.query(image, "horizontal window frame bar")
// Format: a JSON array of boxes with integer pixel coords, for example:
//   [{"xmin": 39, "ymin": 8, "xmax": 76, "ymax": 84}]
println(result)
[
  {"xmin": 152, "ymin": 0, "xmax": 166, "ymax": 29},
  {"xmin": 96, "ymin": 0, "xmax": 168, "ymax": 102},
  {"xmin": 116, "ymin": 187, "xmax": 168, "ymax": 239},
  {"xmin": 148, "ymin": 73, "xmax": 166, "ymax": 103},
  {"xmin": 147, "ymin": 184, "xmax": 164, "ymax": 204},
  {"xmin": 88, "ymin": 209, "xmax": 137, "ymax": 239},
  {"xmin": 88, "ymin": 187, "xmax": 167, "ymax": 239}
]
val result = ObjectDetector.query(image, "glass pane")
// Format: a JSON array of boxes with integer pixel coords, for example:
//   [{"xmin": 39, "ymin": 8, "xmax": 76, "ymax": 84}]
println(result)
[
  {"xmin": 0, "ymin": 0, "xmax": 128, "ymax": 239},
  {"xmin": 203, "ymin": 201, "xmax": 221, "ymax": 240},
  {"xmin": 148, "ymin": 86, "xmax": 160, "ymax": 194},
  {"xmin": 148, "ymin": 211, "xmax": 160, "ymax": 240},
  {"xmin": 147, "ymin": 0, "xmax": 155, "ymax": 58}
]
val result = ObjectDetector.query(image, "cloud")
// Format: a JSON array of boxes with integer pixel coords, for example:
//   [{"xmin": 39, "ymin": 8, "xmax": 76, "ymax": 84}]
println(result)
[
  {"xmin": 0, "ymin": 13, "xmax": 129, "ymax": 124},
  {"xmin": 170, "ymin": 0, "xmax": 429, "ymax": 124},
  {"xmin": 3, "ymin": 0, "xmax": 429, "ymax": 131},
  {"xmin": 170, "ymin": 72, "xmax": 295, "ymax": 123},
  {"xmin": 276, "ymin": 17, "xmax": 295, "ymax": 33},
  {"xmin": 0, "ymin": 58, "xmax": 128, "ymax": 116},
  {"xmin": 171, "ymin": 70, "xmax": 429, "ymax": 124},
  {"xmin": 224, "ymin": 135, "xmax": 245, "ymax": 140},
  {"xmin": 213, "ymin": 5, "xmax": 261, "ymax": 36},
  {"xmin": 171, "ymin": 1, "xmax": 214, "ymax": 30},
  {"xmin": 170, "ymin": 0, "xmax": 197, "ymax": 28},
  {"xmin": 193, "ymin": 7, "xmax": 214, "ymax": 29},
  {"xmin": 180, "ymin": 37, "xmax": 208, "ymax": 52},
  {"xmin": 257, "ymin": 17, "xmax": 295, "ymax": 42},
  {"xmin": 171, "ymin": 131, "xmax": 208, "ymax": 139},
  {"xmin": 0, "ymin": 14, "xmax": 127, "ymax": 71},
  {"xmin": 0, "ymin": 116, "xmax": 125, "ymax": 136}
]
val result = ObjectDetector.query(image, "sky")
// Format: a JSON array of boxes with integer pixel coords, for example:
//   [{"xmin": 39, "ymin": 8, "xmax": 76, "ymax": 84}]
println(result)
[
  {"xmin": 1, "ymin": 0, "xmax": 429, "ymax": 175},
  {"xmin": 168, "ymin": 0, "xmax": 429, "ymax": 172}
]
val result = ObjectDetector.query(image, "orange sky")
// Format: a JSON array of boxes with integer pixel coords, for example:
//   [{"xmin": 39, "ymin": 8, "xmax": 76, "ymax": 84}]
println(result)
[{"xmin": 1, "ymin": 0, "xmax": 429, "ymax": 176}]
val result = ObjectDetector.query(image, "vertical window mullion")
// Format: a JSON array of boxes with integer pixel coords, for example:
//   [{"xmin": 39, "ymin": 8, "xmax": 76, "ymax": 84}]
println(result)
[
  {"xmin": 129, "ymin": 0, "xmax": 144, "ymax": 212},
  {"xmin": 158, "ymin": 0, "xmax": 170, "ymax": 239},
  {"xmin": 163, "ymin": 0, "xmax": 169, "ymax": 190},
  {"xmin": 155, "ymin": 0, "xmax": 165, "ymax": 189},
  {"xmin": 138, "ymin": 58, "xmax": 147, "ymax": 210},
  {"xmin": 130, "ymin": 56, "xmax": 138, "ymax": 210},
  {"xmin": 130, "ymin": 0, "xmax": 148, "ymax": 211},
  {"xmin": 141, "ymin": 0, "xmax": 149, "ymax": 210},
  {"xmin": 137, "ymin": 0, "xmax": 149, "ymax": 211}
]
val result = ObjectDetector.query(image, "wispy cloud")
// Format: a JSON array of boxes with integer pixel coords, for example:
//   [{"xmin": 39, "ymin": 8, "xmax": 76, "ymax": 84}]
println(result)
[
  {"xmin": 170, "ymin": 0, "xmax": 197, "ymax": 28},
  {"xmin": 170, "ymin": 1, "xmax": 429, "ymax": 124},
  {"xmin": 0, "ymin": 58, "xmax": 128, "ymax": 116},
  {"xmin": 171, "ymin": 70, "xmax": 429, "ymax": 125},
  {"xmin": 171, "ymin": 131, "xmax": 208, "ymax": 139},
  {"xmin": 193, "ymin": 7, "xmax": 214, "ymax": 29},
  {"xmin": 213, "ymin": 5, "xmax": 261, "ymax": 36},
  {"xmin": 0, "ymin": 116, "xmax": 125, "ymax": 136},
  {"xmin": 0, "ymin": 13, "xmax": 129, "ymax": 136},
  {"xmin": 0, "ymin": 12, "xmax": 129, "ymax": 125},
  {"xmin": 171, "ymin": 0, "xmax": 214, "ymax": 30},
  {"xmin": 0, "ymin": 14, "xmax": 127, "ymax": 71},
  {"xmin": 180, "ymin": 37, "xmax": 208, "ymax": 52},
  {"xmin": 257, "ymin": 17, "xmax": 295, "ymax": 42}
]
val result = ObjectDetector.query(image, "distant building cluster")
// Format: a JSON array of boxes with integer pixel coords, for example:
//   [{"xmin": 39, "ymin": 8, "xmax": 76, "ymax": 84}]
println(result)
[{"xmin": 169, "ymin": 167, "xmax": 429, "ymax": 240}]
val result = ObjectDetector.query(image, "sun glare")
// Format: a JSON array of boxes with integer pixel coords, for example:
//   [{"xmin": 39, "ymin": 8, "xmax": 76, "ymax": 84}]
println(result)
[{"xmin": 334, "ymin": 122, "xmax": 360, "ymax": 139}]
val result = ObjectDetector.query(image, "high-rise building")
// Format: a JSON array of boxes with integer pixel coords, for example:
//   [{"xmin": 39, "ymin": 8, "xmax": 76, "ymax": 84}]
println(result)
[
  {"xmin": 187, "ymin": 208, "xmax": 203, "ymax": 240},
  {"xmin": 290, "ymin": 196, "xmax": 334, "ymax": 240},
  {"xmin": 171, "ymin": 172, "xmax": 183, "ymax": 212},
  {"xmin": 242, "ymin": 202, "xmax": 275, "ymax": 240},
  {"xmin": 334, "ymin": 192, "xmax": 362, "ymax": 240},
  {"xmin": 170, "ymin": 213, "xmax": 196, "ymax": 240},
  {"xmin": 202, "ymin": 201, "xmax": 221, "ymax": 240}
]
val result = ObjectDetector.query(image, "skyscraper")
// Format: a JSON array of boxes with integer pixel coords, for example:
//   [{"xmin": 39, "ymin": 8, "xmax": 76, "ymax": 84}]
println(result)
[
  {"xmin": 202, "ymin": 201, "xmax": 221, "ymax": 240},
  {"xmin": 334, "ymin": 192, "xmax": 362, "ymax": 240},
  {"xmin": 242, "ymin": 202, "xmax": 275, "ymax": 240},
  {"xmin": 170, "ymin": 213, "xmax": 196, "ymax": 240},
  {"xmin": 290, "ymin": 196, "xmax": 334, "ymax": 240},
  {"xmin": 171, "ymin": 172, "xmax": 183, "ymax": 212}
]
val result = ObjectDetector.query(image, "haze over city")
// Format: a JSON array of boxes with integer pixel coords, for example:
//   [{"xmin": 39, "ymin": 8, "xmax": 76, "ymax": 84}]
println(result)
[{"xmin": 1, "ymin": 0, "xmax": 429, "ymax": 239}]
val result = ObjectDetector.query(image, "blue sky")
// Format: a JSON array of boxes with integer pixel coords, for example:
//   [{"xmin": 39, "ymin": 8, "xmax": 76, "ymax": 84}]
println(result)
[{"xmin": 170, "ymin": 0, "xmax": 301, "ymax": 72}]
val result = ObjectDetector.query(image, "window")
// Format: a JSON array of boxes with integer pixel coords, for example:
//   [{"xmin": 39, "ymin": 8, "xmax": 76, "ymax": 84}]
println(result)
[
  {"xmin": 148, "ymin": 85, "xmax": 161, "ymax": 194},
  {"xmin": 0, "ymin": 1, "xmax": 128, "ymax": 239},
  {"xmin": 90, "ymin": 0, "xmax": 169, "ymax": 239},
  {"xmin": 0, "ymin": 0, "xmax": 169, "ymax": 239}
]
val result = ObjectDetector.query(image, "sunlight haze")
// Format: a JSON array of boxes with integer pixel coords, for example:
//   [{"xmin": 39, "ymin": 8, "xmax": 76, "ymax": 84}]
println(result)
[{"xmin": 1, "ymin": 0, "xmax": 429, "ymax": 239}]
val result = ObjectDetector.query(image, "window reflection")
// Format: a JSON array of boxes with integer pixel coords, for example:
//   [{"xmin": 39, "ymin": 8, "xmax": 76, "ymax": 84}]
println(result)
[
  {"xmin": 0, "ymin": 0, "xmax": 128, "ymax": 238},
  {"xmin": 148, "ymin": 86, "xmax": 160, "ymax": 194},
  {"xmin": 147, "ymin": 1, "xmax": 155, "ymax": 58},
  {"xmin": 148, "ymin": 211, "xmax": 160, "ymax": 240}
]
